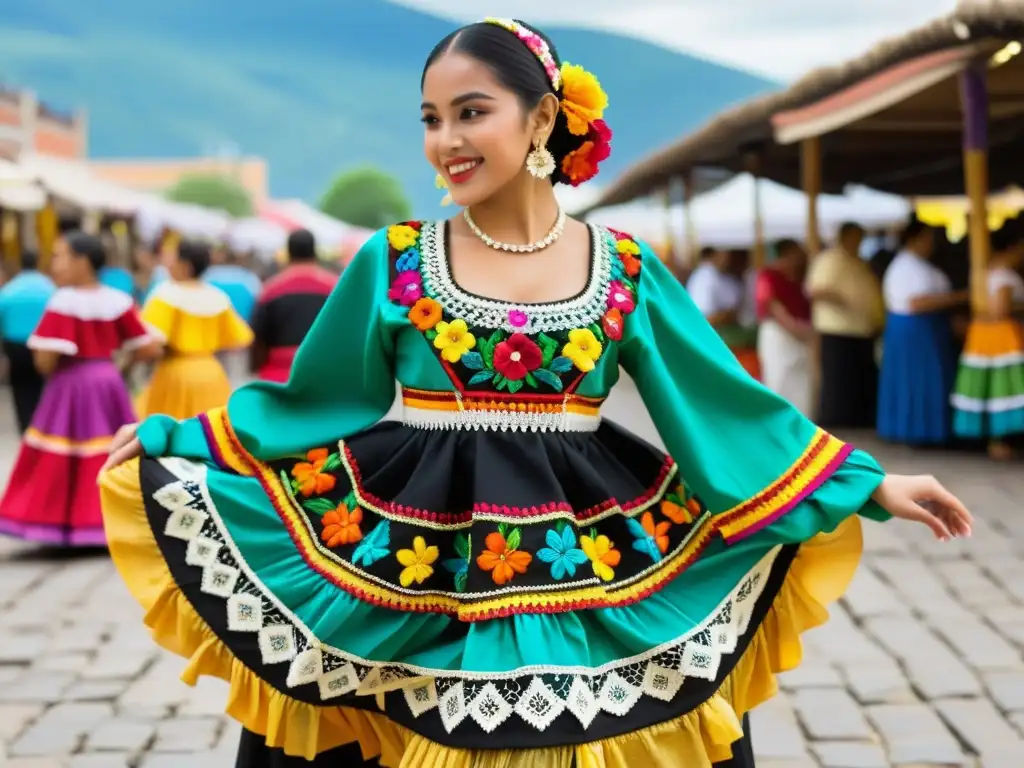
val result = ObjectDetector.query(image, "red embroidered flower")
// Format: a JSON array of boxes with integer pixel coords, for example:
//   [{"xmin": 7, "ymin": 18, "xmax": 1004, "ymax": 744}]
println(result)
[
  {"xmin": 388, "ymin": 271, "xmax": 422, "ymax": 306},
  {"xmin": 493, "ymin": 333, "xmax": 542, "ymax": 381},
  {"xmin": 602, "ymin": 308, "xmax": 624, "ymax": 341},
  {"xmin": 606, "ymin": 281, "xmax": 635, "ymax": 313}
]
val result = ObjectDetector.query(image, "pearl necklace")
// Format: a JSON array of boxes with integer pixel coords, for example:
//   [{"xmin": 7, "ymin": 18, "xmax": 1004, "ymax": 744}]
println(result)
[{"xmin": 463, "ymin": 207, "xmax": 566, "ymax": 253}]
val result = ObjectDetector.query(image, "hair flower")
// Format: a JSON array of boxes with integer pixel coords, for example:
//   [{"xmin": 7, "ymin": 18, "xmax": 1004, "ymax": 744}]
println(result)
[
  {"xmin": 561, "ymin": 120, "xmax": 612, "ymax": 187},
  {"xmin": 560, "ymin": 63, "xmax": 608, "ymax": 136}
]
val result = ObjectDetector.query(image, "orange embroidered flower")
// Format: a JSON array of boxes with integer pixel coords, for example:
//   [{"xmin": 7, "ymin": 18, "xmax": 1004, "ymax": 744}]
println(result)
[
  {"xmin": 291, "ymin": 448, "xmax": 337, "ymax": 497},
  {"xmin": 477, "ymin": 531, "xmax": 532, "ymax": 586},
  {"xmin": 661, "ymin": 498, "xmax": 692, "ymax": 525},
  {"xmin": 618, "ymin": 251, "xmax": 640, "ymax": 277},
  {"xmin": 320, "ymin": 504, "xmax": 363, "ymax": 547},
  {"xmin": 642, "ymin": 511, "xmax": 671, "ymax": 554},
  {"xmin": 687, "ymin": 497, "xmax": 701, "ymax": 517},
  {"xmin": 409, "ymin": 297, "xmax": 443, "ymax": 330}
]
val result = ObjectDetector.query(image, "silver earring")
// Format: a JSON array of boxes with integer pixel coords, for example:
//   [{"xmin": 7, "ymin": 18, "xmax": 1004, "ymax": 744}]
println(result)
[{"xmin": 526, "ymin": 141, "xmax": 555, "ymax": 179}]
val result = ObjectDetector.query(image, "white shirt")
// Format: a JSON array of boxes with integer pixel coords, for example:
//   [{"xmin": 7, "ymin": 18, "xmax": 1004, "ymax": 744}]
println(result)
[
  {"xmin": 883, "ymin": 250, "xmax": 952, "ymax": 315},
  {"xmin": 687, "ymin": 263, "xmax": 743, "ymax": 318},
  {"xmin": 988, "ymin": 266, "xmax": 1024, "ymax": 302}
]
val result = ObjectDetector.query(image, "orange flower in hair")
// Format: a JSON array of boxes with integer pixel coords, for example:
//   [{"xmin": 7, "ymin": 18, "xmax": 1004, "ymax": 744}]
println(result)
[
  {"xmin": 560, "ymin": 63, "xmax": 608, "ymax": 136},
  {"xmin": 561, "ymin": 120, "xmax": 612, "ymax": 187}
]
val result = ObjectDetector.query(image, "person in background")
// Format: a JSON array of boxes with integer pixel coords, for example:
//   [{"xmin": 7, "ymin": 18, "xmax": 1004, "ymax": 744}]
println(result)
[
  {"xmin": 805, "ymin": 221, "xmax": 884, "ymax": 428},
  {"xmin": 135, "ymin": 240, "xmax": 254, "ymax": 420},
  {"xmin": 687, "ymin": 247, "xmax": 760, "ymax": 377},
  {"xmin": 951, "ymin": 219, "xmax": 1024, "ymax": 459},
  {"xmin": 684, "ymin": 246, "xmax": 716, "ymax": 289},
  {"xmin": 0, "ymin": 251, "xmax": 56, "ymax": 431},
  {"xmin": 204, "ymin": 245, "xmax": 262, "ymax": 324},
  {"xmin": 756, "ymin": 239, "xmax": 813, "ymax": 414},
  {"xmin": 878, "ymin": 220, "xmax": 970, "ymax": 444},
  {"xmin": 250, "ymin": 229, "xmax": 338, "ymax": 383}
]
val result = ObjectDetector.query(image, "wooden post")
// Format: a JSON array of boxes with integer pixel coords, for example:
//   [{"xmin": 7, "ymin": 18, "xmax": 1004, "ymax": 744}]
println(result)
[
  {"xmin": 744, "ymin": 152, "xmax": 766, "ymax": 269},
  {"xmin": 801, "ymin": 137, "xmax": 821, "ymax": 255},
  {"xmin": 960, "ymin": 63, "xmax": 991, "ymax": 316},
  {"xmin": 662, "ymin": 182, "xmax": 675, "ymax": 266}
]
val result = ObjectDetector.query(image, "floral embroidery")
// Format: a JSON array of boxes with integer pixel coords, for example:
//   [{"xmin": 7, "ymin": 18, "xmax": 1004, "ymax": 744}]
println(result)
[
  {"xmin": 628, "ymin": 511, "xmax": 671, "ymax": 563},
  {"xmin": 477, "ymin": 525, "xmax": 532, "ymax": 585},
  {"xmin": 291, "ymin": 448, "xmax": 339, "ymax": 497},
  {"xmin": 580, "ymin": 530, "xmax": 621, "ymax": 582},
  {"xmin": 396, "ymin": 247, "xmax": 421, "ymax": 273},
  {"xmin": 387, "ymin": 223, "xmax": 420, "ymax": 251},
  {"xmin": 352, "ymin": 520, "xmax": 391, "ymax": 567},
  {"xmin": 433, "ymin": 319, "xmax": 476, "ymax": 362},
  {"xmin": 661, "ymin": 482, "xmax": 702, "ymax": 525},
  {"xmin": 320, "ymin": 503, "xmax": 363, "ymax": 547},
  {"xmin": 409, "ymin": 297, "xmax": 442, "ymax": 331},
  {"xmin": 606, "ymin": 280, "xmax": 635, "ymax": 313},
  {"xmin": 536, "ymin": 524, "xmax": 589, "ymax": 580},
  {"xmin": 562, "ymin": 328, "xmax": 603, "ymax": 373},
  {"xmin": 602, "ymin": 308, "xmax": 624, "ymax": 341},
  {"xmin": 508, "ymin": 309, "xmax": 529, "ymax": 329},
  {"xmin": 616, "ymin": 239, "xmax": 641, "ymax": 277},
  {"xmin": 397, "ymin": 535, "xmax": 440, "ymax": 587},
  {"xmin": 493, "ymin": 334, "xmax": 542, "ymax": 381},
  {"xmin": 388, "ymin": 270, "xmax": 423, "ymax": 306},
  {"xmin": 442, "ymin": 533, "xmax": 471, "ymax": 593},
  {"xmin": 461, "ymin": 330, "xmax": 574, "ymax": 393}
]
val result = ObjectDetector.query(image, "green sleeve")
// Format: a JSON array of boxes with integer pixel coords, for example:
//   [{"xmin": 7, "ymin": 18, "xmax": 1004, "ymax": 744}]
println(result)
[
  {"xmin": 226, "ymin": 228, "xmax": 396, "ymax": 460},
  {"xmin": 137, "ymin": 414, "xmax": 212, "ymax": 461},
  {"xmin": 618, "ymin": 242, "xmax": 889, "ymax": 535}
]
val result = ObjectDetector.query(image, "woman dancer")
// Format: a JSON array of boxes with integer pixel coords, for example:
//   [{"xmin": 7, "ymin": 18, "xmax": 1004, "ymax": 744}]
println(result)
[
  {"xmin": 0, "ymin": 232, "xmax": 157, "ymax": 545},
  {"xmin": 135, "ymin": 239, "xmax": 253, "ymax": 420},
  {"xmin": 99, "ymin": 19, "xmax": 971, "ymax": 767}
]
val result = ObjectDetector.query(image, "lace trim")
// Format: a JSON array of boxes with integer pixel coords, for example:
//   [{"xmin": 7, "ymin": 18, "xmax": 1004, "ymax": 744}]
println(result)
[
  {"xmin": 153, "ymin": 456, "xmax": 777, "ymax": 734},
  {"xmin": 401, "ymin": 404, "xmax": 601, "ymax": 432},
  {"xmin": 418, "ymin": 221, "xmax": 615, "ymax": 334}
]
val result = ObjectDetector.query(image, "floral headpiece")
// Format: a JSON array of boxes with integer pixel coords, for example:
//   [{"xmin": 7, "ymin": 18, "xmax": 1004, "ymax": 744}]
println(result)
[{"xmin": 483, "ymin": 17, "xmax": 611, "ymax": 186}]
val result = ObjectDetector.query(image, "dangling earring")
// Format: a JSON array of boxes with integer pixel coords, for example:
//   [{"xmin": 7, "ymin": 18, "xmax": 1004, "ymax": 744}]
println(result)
[
  {"xmin": 526, "ymin": 139, "xmax": 555, "ymax": 179},
  {"xmin": 435, "ymin": 173, "xmax": 453, "ymax": 206}
]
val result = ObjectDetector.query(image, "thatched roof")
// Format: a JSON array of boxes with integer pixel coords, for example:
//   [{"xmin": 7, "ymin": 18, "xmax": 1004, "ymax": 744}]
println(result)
[{"xmin": 582, "ymin": 0, "xmax": 1024, "ymax": 213}]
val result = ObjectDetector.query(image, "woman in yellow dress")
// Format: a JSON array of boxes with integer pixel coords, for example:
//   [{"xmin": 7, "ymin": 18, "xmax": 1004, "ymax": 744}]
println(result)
[{"xmin": 136, "ymin": 239, "xmax": 254, "ymax": 420}]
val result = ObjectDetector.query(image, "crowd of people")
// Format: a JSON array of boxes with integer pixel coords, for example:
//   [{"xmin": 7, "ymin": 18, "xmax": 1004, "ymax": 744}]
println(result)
[
  {"xmin": 0, "ymin": 224, "xmax": 337, "ymax": 546},
  {"xmin": 686, "ymin": 215, "xmax": 1024, "ymax": 459}
]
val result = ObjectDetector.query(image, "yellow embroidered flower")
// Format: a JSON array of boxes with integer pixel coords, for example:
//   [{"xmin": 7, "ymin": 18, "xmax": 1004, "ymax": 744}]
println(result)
[
  {"xmin": 616, "ymin": 239, "xmax": 640, "ymax": 256},
  {"xmin": 433, "ymin": 318, "xmax": 476, "ymax": 362},
  {"xmin": 580, "ymin": 534, "xmax": 621, "ymax": 582},
  {"xmin": 562, "ymin": 328, "xmax": 602, "ymax": 372},
  {"xmin": 560, "ymin": 63, "xmax": 608, "ymax": 136},
  {"xmin": 387, "ymin": 224, "xmax": 419, "ymax": 251},
  {"xmin": 396, "ymin": 536, "xmax": 439, "ymax": 587}
]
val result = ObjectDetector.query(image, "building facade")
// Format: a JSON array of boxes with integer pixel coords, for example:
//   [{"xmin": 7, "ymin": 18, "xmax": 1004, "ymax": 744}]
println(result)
[{"xmin": 0, "ymin": 88, "xmax": 86, "ymax": 161}]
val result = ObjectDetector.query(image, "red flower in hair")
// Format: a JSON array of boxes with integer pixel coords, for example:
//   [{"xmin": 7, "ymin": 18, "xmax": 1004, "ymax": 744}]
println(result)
[{"xmin": 561, "ymin": 119, "xmax": 613, "ymax": 187}]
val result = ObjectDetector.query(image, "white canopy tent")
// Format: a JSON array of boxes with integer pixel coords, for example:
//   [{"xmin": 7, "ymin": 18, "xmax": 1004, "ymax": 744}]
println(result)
[
  {"xmin": 18, "ymin": 153, "xmax": 149, "ymax": 215},
  {"xmin": 0, "ymin": 158, "xmax": 46, "ymax": 211}
]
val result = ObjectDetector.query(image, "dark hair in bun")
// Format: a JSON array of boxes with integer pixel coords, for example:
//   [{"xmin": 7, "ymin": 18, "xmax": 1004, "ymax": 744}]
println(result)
[
  {"xmin": 422, "ymin": 21, "xmax": 585, "ymax": 186},
  {"xmin": 63, "ymin": 231, "xmax": 106, "ymax": 275}
]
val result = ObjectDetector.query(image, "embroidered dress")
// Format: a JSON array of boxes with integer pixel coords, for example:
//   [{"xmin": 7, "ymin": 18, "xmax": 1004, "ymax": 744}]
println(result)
[
  {"xmin": 952, "ymin": 267, "xmax": 1024, "ymax": 439},
  {"xmin": 0, "ymin": 285, "xmax": 155, "ymax": 545},
  {"xmin": 99, "ymin": 221, "xmax": 889, "ymax": 766},
  {"xmin": 135, "ymin": 281, "xmax": 254, "ymax": 421}
]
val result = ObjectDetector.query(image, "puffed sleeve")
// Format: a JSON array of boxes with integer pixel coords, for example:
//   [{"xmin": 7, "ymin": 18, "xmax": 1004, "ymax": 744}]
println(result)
[
  {"xmin": 137, "ymin": 228, "xmax": 396, "ymax": 462},
  {"xmin": 618, "ymin": 240, "xmax": 890, "ymax": 543}
]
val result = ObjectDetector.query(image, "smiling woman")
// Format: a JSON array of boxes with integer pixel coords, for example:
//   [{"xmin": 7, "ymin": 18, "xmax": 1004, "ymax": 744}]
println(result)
[{"xmin": 97, "ymin": 15, "xmax": 971, "ymax": 768}]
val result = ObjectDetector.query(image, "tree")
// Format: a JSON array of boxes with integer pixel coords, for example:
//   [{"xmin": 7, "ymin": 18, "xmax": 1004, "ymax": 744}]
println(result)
[
  {"xmin": 165, "ymin": 173, "xmax": 254, "ymax": 217},
  {"xmin": 319, "ymin": 167, "xmax": 411, "ymax": 230}
]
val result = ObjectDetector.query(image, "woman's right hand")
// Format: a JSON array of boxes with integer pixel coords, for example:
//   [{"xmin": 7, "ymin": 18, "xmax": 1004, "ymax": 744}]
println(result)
[{"xmin": 101, "ymin": 423, "xmax": 143, "ymax": 473}]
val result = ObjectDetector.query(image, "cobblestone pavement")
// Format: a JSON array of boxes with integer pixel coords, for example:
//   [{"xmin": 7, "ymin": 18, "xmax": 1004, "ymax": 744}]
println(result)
[{"xmin": 1, "ymin": 379, "xmax": 1024, "ymax": 767}]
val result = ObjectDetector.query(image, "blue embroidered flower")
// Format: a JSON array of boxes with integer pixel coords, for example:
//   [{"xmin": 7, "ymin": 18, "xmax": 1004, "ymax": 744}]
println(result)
[
  {"xmin": 626, "ymin": 512, "xmax": 670, "ymax": 564},
  {"xmin": 352, "ymin": 520, "xmax": 391, "ymax": 567},
  {"xmin": 536, "ymin": 526, "xmax": 589, "ymax": 580},
  {"xmin": 396, "ymin": 247, "xmax": 421, "ymax": 273},
  {"xmin": 442, "ymin": 533, "xmax": 471, "ymax": 593}
]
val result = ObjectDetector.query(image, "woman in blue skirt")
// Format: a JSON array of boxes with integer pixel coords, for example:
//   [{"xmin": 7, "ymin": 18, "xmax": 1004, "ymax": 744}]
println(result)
[{"xmin": 878, "ymin": 220, "xmax": 970, "ymax": 444}]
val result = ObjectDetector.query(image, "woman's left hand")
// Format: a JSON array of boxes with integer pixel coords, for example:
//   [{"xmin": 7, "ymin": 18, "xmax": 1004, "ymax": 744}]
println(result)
[{"xmin": 871, "ymin": 474, "xmax": 973, "ymax": 541}]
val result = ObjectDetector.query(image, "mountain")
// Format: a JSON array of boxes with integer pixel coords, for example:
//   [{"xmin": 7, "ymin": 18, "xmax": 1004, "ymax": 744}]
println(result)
[{"xmin": 0, "ymin": 1, "xmax": 775, "ymax": 217}]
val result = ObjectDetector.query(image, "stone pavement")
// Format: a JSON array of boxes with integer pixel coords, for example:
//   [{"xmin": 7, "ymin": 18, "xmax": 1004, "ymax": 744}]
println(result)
[{"xmin": 1, "ymin": 379, "xmax": 1024, "ymax": 767}]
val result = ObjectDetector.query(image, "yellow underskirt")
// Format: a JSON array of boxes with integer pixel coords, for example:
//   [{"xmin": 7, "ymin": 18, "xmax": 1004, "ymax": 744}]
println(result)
[
  {"xmin": 99, "ymin": 458, "xmax": 862, "ymax": 767},
  {"xmin": 135, "ymin": 355, "xmax": 232, "ymax": 421}
]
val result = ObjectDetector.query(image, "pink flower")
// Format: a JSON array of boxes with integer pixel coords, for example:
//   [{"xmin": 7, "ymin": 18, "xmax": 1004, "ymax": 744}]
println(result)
[
  {"xmin": 493, "ymin": 334, "xmax": 543, "ymax": 381},
  {"xmin": 589, "ymin": 119, "xmax": 612, "ymax": 163},
  {"xmin": 388, "ymin": 271, "xmax": 422, "ymax": 306},
  {"xmin": 508, "ymin": 309, "xmax": 529, "ymax": 328},
  {"xmin": 606, "ymin": 281, "xmax": 635, "ymax": 313}
]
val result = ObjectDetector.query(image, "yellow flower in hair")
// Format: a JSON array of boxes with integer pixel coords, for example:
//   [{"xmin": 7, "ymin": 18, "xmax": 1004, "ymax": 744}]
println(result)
[{"xmin": 560, "ymin": 63, "xmax": 608, "ymax": 136}]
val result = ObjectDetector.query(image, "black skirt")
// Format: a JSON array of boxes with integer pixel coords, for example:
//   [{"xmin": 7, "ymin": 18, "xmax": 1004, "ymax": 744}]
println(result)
[{"xmin": 817, "ymin": 333, "xmax": 878, "ymax": 429}]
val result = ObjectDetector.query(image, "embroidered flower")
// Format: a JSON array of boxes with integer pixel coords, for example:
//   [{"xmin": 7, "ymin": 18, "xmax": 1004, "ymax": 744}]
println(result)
[
  {"xmin": 388, "ymin": 270, "xmax": 422, "ymax": 306},
  {"xmin": 660, "ymin": 498, "xmax": 693, "ymax": 525},
  {"xmin": 319, "ymin": 504, "xmax": 363, "ymax": 548},
  {"xmin": 602, "ymin": 308, "xmax": 624, "ymax": 341},
  {"xmin": 409, "ymin": 297, "xmax": 443, "ymax": 330},
  {"xmin": 616, "ymin": 240, "xmax": 641, "ymax": 276},
  {"xmin": 493, "ymin": 333, "xmax": 542, "ymax": 381},
  {"xmin": 291, "ymin": 448, "xmax": 337, "ymax": 497},
  {"xmin": 396, "ymin": 247, "xmax": 421, "ymax": 272},
  {"xmin": 607, "ymin": 281, "xmax": 635, "ymax": 313},
  {"xmin": 433, "ymin": 319, "xmax": 476, "ymax": 362},
  {"xmin": 627, "ymin": 511, "xmax": 671, "ymax": 563},
  {"xmin": 562, "ymin": 328, "xmax": 602, "ymax": 372},
  {"xmin": 508, "ymin": 309, "xmax": 529, "ymax": 329},
  {"xmin": 477, "ymin": 530, "xmax": 532, "ymax": 586},
  {"xmin": 580, "ymin": 533, "xmax": 621, "ymax": 582},
  {"xmin": 442, "ymin": 533, "xmax": 471, "ymax": 593},
  {"xmin": 396, "ymin": 536, "xmax": 439, "ymax": 587},
  {"xmin": 352, "ymin": 520, "xmax": 391, "ymax": 568},
  {"xmin": 387, "ymin": 224, "xmax": 420, "ymax": 251},
  {"xmin": 536, "ymin": 526, "xmax": 589, "ymax": 580},
  {"xmin": 560, "ymin": 63, "xmax": 608, "ymax": 136}
]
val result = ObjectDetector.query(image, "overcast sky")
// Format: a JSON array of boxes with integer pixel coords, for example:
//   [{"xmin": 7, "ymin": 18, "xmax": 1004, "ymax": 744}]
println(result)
[{"xmin": 394, "ymin": 0, "xmax": 959, "ymax": 80}]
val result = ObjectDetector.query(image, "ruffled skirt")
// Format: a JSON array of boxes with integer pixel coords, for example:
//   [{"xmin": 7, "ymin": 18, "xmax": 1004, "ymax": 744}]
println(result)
[
  {"xmin": 136, "ymin": 354, "xmax": 233, "ymax": 421},
  {"xmin": 99, "ymin": 411, "xmax": 874, "ymax": 766},
  {"xmin": 951, "ymin": 318, "xmax": 1024, "ymax": 439}
]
